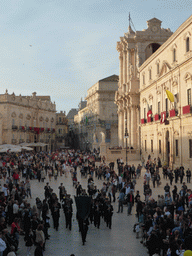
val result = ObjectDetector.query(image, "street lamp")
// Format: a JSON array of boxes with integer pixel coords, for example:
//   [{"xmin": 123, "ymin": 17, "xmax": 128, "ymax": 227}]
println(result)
[{"xmin": 124, "ymin": 118, "xmax": 129, "ymax": 165}]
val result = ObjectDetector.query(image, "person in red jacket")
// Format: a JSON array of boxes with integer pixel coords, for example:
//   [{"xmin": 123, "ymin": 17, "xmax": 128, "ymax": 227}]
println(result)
[{"xmin": 12, "ymin": 171, "xmax": 19, "ymax": 184}]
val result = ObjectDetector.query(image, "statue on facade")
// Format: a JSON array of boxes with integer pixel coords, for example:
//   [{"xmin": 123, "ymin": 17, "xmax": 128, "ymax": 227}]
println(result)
[{"xmin": 100, "ymin": 132, "xmax": 106, "ymax": 143}]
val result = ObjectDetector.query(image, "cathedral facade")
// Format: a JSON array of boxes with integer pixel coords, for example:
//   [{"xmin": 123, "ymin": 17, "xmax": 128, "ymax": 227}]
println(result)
[{"xmin": 115, "ymin": 18, "xmax": 173, "ymax": 156}]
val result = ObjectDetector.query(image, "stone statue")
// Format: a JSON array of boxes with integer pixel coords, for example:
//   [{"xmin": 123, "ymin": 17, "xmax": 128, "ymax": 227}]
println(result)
[
  {"xmin": 100, "ymin": 132, "xmax": 106, "ymax": 143},
  {"xmin": 93, "ymin": 133, "xmax": 96, "ymax": 143}
]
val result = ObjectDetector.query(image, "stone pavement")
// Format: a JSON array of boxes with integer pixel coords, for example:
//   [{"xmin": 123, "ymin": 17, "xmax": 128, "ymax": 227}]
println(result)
[{"xmin": 16, "ymin": 162, "xmax": 190, "ymax": 256}]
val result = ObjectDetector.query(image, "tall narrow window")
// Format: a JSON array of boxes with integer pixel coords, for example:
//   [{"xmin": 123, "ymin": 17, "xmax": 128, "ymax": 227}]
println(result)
[
  {"xmin": 173, "ymin": 48, "xmax": 176, "ymax": 62},
  {"xmin": 145, "ymin": 140, "xmax": 147, "ymax": 152},
  {"xmin": 157, "ymin": 63, "xmax": 160, "ymax": 74},
  {"xmin": 176, "ymin": 139, "xmax": 179, "ymax": 156},
  {"xmin": 149, "ymin": 105, "xmax": 152, "ymax": 112},
  {"xmin": 149, "ymin": 69, "xmax": 152, "ymax": 80},
  {"xmin": 187, "ymin": 88, "xmax": 191, "ymax": 105},
  {"xmin": 189, "ymin": 139, "xmax": 192, "ymax": 158},
  {"xmin": 151, "ymin": 140, "xmax": 153, "ymax": 152},
  {"xmin": 174, "ymin": 94, "xmax": 178, "ymax": 109},
  {"xmin": 186, "ymin": 37, "xmax": 190, "ymax": 52},
  {"xmin": 165, "ymin": 98, "xmax": 168, "ymax": 112},
  {"xmin": 12, "ymin": 119, "xmax": 15, "ymax": 125},
  {"xmin": 158, "ymin": 101, "xmax": 160, "ymax": 115},
  {"xmin": 143, "ymin": 74, "xmax": 145, "ymax": 85},
  {"xmin": 159, "ymin": 140, "xmax": 161, "ymax": 154}
]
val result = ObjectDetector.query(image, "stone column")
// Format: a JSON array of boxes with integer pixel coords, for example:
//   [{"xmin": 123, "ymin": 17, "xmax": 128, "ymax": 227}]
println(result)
[
  {"xmin": 119, "ymin": 53, "xmax": 123, "ymax": 86},
  {"xmin": 131, "ymin": 106, "xmax": 137, "ymax": 149},
  {"xmin": 128, "ymin": 107, "xmax": 131, "ymax": 146},
  {"xmin": 118, "ymin": 109, "xmax": 123, "ymax": 147},
  {"xmin": 123, "ymin": 50, "xmax": 127, "ymax": 85},
  {"xmin": 136, "ymin": 107, "xmax": 140, "ymax": 149},
  {"xmin": 169, "ymin": 127, "xmax": 173, "ymax": 168},
  {"xmin": 127, "ymin": 49, "xmax": 130, "ymax": 82}
]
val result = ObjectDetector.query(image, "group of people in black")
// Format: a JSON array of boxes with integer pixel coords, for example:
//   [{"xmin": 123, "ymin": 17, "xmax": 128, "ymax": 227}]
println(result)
[{"xmin": 133, "ymin": 157, "xmax": 192, "ymax": 256}]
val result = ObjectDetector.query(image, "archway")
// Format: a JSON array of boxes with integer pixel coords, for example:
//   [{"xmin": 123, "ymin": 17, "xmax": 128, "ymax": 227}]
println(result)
[{"xmin": 145, "ymin": 43, "xmax": 161, "ymax": 60}]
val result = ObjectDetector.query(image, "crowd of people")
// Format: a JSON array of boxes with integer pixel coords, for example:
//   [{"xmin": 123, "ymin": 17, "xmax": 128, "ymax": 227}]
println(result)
[{"xmin": 0, "ymin": 149, "xmax": 190, "ymax": 256}]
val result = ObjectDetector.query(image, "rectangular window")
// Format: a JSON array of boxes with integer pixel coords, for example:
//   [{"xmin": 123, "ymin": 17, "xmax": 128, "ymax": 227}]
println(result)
[
  {"xmin": 158, "ymin": 102, "xmax": 160, "ymax": 115},
  {"xmin": 176, "ymin": 139, "xmax": 179, "ymax": 156},
  {"xmin": 151, "ymin": 140, "xmax": 153, "ymax": 152},
  {"xmin": 159, "ymin": 140, "xmax": 161, "ymax": 154},
  {"xmin": 190, "ymin": 139, "xmax": 192, "ymax": 158},
  {"xmin": 187, "ymin": 88, "xmax": 191, "ymax": 105},
  {"xmin": 165, "ymin": 98, "xmax": 168, "ymax": 112},
  {"xmin": 149, "ymin": 69, "xmax": 152, "ymax": 80},
  {"xmin": 174, "ymin": 94, "xmax": 178, "ymax": 109},
  {"xmin": 145, "ymin": 140, "xmax": 147, "ymax": 152},
  {"xmin": 59, "ymin": 117, "xmax": 61, "ymax": 123},
  {"xmin": 173, "ymin": 49, "xmax": 176, "ymax": 62},
  {"xmin": 106, "ymin": 130, "xmax": 111, "ymax": 143},
  {"xmin": 157, "ymin": 63, "xmax": 159, "ymax": 74},
  {"xmin": 143, "ymin": 74, "xmax": 145, "ymax": 85}
]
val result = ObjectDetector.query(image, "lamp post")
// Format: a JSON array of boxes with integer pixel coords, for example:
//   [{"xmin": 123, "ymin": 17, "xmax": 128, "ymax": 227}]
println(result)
[{"xmin": 124, "ymin": 118, "xmax": 129, "ymax": 166}]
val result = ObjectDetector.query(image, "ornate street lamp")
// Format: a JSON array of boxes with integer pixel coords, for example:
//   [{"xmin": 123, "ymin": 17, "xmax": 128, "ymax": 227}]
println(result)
[{"xmin": 124, "ymin": 118, "xmax": 129, "ymax": 166}]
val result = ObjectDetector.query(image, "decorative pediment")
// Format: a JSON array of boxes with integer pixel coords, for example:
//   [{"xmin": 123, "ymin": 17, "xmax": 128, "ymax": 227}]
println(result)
[
  {"xmin": 174, "ymin": 131, "xmax": 179, "ymax": 136},
  {"xmin": 159, "ymin": 61, "xmax": 171, "ymax": 77},
  {"xmin": 184, "ymin": 72, "xmax": 192, "ymax": 81},
  {"xmin": 172, "ymin": 77, "xmax": 178, "ymax": 87},
  {"xmin": 148, "ymin": 94, "xmax": 153, "ymax": 100},
  {"xmin": 142, "ymin": 98, "xmax": 147, "ymax": 104},
  {"xmin": 183, "ymin": 31, "xmax": 191, "ymax": 40},
  {"xmin": 11, "ymin": 112, "xmax": 16, "ymax": 118},
  {"xmin": 19, "ymin": 114, "xmax": 23, "ymax": 119},
  {"xmin": 26, "ymin": 114, "xmax": 31, "ymax": 120},
  {"xmin": 39, "ymin": 116, "xmax": 44, "ymax": 122}
]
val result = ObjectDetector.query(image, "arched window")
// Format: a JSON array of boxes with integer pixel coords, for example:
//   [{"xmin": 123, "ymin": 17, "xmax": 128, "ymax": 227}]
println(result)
[
  {"xmin": 186, "ymin": 37, "xmax": 190, "ymax": 52},
  {"xmin": 173, "ymin": 48, "xmax": 176, "ymax": 62}
]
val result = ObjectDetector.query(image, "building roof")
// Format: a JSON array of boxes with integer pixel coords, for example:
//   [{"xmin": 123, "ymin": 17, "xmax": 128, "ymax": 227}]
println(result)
[
  {"xmin": 36, "ymin": 96, "xmax": 51, "ymax": 101},
  {"xmin": 66, "ymin": 108, "xmax": 78, "ymax": 119},
  {"xmin": 99, "ymin": 74, "xmax": 119, "ymax": 82}
]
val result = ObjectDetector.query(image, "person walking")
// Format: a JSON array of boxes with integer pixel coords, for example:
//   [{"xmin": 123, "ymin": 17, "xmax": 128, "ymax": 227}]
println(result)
[
  {"xmin": 127, "ymin": 190, "xmax": 134, "ymax": 216},
  {"xmin": 117, "ymin": 188, "xmax": 125, "ymax": 213},
  {"xmin": 186, "ymin": 168, "xmax": 191, "ymax": 183}
]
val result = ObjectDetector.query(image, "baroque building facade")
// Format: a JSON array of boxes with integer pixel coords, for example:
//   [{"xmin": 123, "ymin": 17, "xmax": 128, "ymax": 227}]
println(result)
[
  {"xmin": 115, "ymin": 18, "xmax": 173, "ymax": 160},
  {"xmin": 139, "ymin": 15, "xmax": 192, "ymax": 169},
  {"xmin": 0, "ymin": 91, "xmax": 56, "ymax": 150},
  {"xmin": 74, "ymin": 75, "xmax": 118, "ymax": 151}
]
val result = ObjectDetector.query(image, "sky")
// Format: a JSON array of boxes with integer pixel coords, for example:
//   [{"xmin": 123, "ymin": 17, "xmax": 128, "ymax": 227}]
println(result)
[{"xmin": 0, "ymin": 0, "xmax": 191, "ymax": 114}]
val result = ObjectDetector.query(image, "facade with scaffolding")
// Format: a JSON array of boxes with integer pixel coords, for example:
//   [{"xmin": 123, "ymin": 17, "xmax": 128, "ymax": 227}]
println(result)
[{"xmin": 74, "ymin": 75, "xmax": 118, "ymax": 151}]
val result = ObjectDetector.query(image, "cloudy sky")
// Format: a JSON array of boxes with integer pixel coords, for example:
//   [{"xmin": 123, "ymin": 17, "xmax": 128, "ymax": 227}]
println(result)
[{"xmin": 0, "ymin": 0, "xmax": 191, "ymax": 114}]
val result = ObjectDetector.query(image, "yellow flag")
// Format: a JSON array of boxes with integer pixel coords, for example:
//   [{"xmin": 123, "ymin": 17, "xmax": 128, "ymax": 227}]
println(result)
[{"xmin": 166, "ymin": 90, "xmax": 174, "ymax": 103}]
